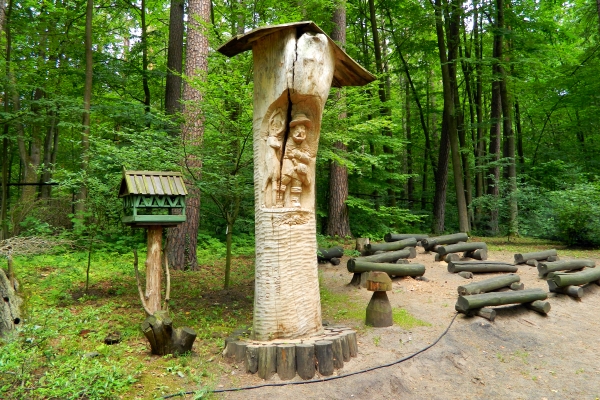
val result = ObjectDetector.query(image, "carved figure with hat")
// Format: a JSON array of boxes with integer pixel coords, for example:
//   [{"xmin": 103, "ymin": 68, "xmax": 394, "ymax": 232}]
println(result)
[{"xmin": 277, "ymin": 113, "xmax": 313, "ymax": 208}]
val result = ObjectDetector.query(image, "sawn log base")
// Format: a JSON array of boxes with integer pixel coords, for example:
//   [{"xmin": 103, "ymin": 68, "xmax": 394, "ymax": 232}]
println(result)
[{"xmin": 222, "ymin": 325, "xmax": 358, "ymax": 380}]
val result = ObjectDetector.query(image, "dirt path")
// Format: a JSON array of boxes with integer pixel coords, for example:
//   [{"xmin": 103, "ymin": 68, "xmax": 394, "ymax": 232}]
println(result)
[{"xmin": 215, "ymin": 247, "xmax": 600, "ymax": 399}]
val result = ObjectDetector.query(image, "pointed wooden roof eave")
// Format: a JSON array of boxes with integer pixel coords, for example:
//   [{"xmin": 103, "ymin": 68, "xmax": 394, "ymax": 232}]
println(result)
[{"xmin": 217, "ymin": 21, "xmax": 376, "ymax": 88}]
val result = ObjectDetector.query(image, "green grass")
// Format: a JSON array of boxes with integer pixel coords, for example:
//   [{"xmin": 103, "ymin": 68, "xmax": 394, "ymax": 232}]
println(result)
[{"xmin": 392, "ymin": 308, "xmax": 429, "ymax": 329}]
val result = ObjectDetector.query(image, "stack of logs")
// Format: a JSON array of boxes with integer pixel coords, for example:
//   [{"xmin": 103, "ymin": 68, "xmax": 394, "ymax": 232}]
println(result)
[
  {"xmin": 455, "ymin": 274, "xmax": 551, "ymax": 321},
  {"xmin": 514, "ymin": 249, "xmax": 560, "ymax": 267},
  {"xmin": 223, "ymin": 326, "xmax": 358, "ymax": 380},
  {"xmin": 544, "ymin": 260, "xmax": 600, "ymax": 299},
  {"xmin": 317, "ymin": 246, "xmax": 344, "ymax": 266},
  {"xmin": 421, "ymin": 233, "xmax": 487, "ymax": 262},
  {"xmin": 347, "ymin": 235, "xmax": 426, "ymax": 287}
]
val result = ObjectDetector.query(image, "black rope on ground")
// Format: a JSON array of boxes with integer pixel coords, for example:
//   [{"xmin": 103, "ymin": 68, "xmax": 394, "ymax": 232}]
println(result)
[{"xmin": 162, "ymin": 312, "xmax": 459, "ymax": 399}]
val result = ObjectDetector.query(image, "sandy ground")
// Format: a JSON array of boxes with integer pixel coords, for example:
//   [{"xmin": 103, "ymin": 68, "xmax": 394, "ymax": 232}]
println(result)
[{"xmin": 213, "ymin": 247, "xmax": 600, "ymax": 399}]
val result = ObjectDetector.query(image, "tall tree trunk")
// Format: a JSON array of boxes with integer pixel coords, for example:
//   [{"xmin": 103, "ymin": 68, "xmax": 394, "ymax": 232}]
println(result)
[
  {"xmin": 326, "ymin": 1, "xmax": 352, "ymax": 237},
  {"xmin": 40, "ymin": 110, "xmax": 58, "ymax": 199},
  {"xmin": 75, "ymin": 0, "xmax": 93, "ymax": 221},
  {"xmin": 474, "ymin": 1, "xmax": 485, "ymax": 224},
  {"xmin": 405, "ymin": 79, "xmax": 414, "ymax": 205},
  {"xmin": 487, "ymin": 37, "xmax": 502, "ymax": 235},
  {"xmin": 164, "ymin": 0, "xmax": 184, "ymax": 117},
  {"xmin": 515, "ymin": 99, "xmax": 524, "ymax": 166},
  {"xmin": 167, "ymin": 0, "xmax": 210, "ymax": 270},
  {"xmin": 141, "ymin": 0, "xmax": 150, "ymax": 113},
  {"xmin": 1, "ymin": 0, "xmax": 14, "ymax": 239},
  {"xmin": 368, "ymin": 0, "xmax": 394, "ymax": 207},
  {"xmin": 498, "ymin": 0, "xmax": 517, "ymax": 236},
  {"xmin": 433, "ymin": 0, "xmax": 469, "ymax": 233}
]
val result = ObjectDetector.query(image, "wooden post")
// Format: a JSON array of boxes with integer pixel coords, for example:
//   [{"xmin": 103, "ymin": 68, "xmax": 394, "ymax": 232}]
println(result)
[
  {"xmin": 295, "ymin": 343, "xmax": 316, "ymax": 379},
  {"xmin": 145, "ymin": 226, "xmax": 163, "ymax": 314}
]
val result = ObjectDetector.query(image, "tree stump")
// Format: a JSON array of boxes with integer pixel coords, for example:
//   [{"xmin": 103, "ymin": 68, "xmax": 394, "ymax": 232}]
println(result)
[
  {"xmin": 356, "ymin": 238, "xmax": 370, "ymax": 255},
  {"xmin": 295, "ymin": 343, "xmax": 316, "ymax": 379},
  {"xmin": 276, "ymin": 344, "xmax": 296, "ymax": 380},
  {"xmin": 0, "ymin": 267, "xmax": 21, "ymax": 336},
  {"xmin": 331, "ymin": 336, "xmax": 344, "ymax": 369},
  {"xmin": 258, "ymin": 345, "xmax": 277, "ymax": 380},
  {"xmin": 141, "ymin": 311, "xmax": 196, "ymax": 356},
  {"xmin": 245, "ymin": 345, "xmax": 259, "ymax": 373},
  {"xmin": 315, "ymin": 340, "xmax": 334, "ymax": 376}
]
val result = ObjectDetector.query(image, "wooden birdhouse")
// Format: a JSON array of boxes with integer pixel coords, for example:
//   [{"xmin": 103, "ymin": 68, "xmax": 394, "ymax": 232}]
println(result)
[{"xmin": 119, "ymin": 169, "xmax": 187, "ymax": 228}]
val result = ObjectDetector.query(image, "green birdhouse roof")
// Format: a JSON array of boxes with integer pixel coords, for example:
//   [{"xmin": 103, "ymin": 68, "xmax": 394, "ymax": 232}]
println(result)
[{"xmin": 119, "ymin": 170, "xmax": 188, "ymax": 197}]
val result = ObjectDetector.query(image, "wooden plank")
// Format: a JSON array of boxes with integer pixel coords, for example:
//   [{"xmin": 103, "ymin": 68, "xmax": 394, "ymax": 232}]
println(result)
[{"xmin": 153, "ymin": 176, "xmax": 164, "ymax": 195}]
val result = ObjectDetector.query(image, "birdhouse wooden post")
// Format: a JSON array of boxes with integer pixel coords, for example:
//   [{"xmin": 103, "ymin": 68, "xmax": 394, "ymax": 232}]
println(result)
[
  {"xmin": 119, "ymin": 170, "xmax": 188, "ymax": 314},
  {"xmin": 218, "ymin": 22, "xmax": 375, "ymax": 341}
]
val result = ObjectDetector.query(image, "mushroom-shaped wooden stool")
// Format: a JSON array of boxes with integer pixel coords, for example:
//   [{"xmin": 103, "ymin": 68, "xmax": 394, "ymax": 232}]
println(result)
[{"xmin": 365, "ymin": 271, "xmax": 393, "ymax": 327}]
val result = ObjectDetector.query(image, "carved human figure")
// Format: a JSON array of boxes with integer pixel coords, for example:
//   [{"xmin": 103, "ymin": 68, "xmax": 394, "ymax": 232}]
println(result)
[
  {"xmin": 277, "ymin": 113, "xmax": 312, "ymax": 208},
  {"xmin": 262, "ymin": 108, "xmax": 285, "ymax": 207}
]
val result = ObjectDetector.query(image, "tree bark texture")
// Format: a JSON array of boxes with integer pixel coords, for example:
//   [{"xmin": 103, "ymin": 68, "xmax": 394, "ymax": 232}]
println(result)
[
  {"xmin": 165, "ymin": 0, "xmax": 184, "ymax": 116},
  {"xmin": 295, "ymin": 343, "xmax": 316, "ymax": 380},
  {"xmin": 326, "ymin": 1, "xmax": 351, "ymax": 238},
  {"xmin": 167, "ymin": 0, "xmax": 210, "ymax": 271},
  {"xmin": 0, "ymin": 267, "xmax": 21, "ymax": 336},
  {"xmin": 74, "ymin": 0, "xmax": 93, "ymax": 220},
  {"xmin": 145, "ymin": 226, "xmax": 163, "ymax": 314},
  {"xmin": 315, "ymin": 340, "xmax": 334, "ymax": 376}
]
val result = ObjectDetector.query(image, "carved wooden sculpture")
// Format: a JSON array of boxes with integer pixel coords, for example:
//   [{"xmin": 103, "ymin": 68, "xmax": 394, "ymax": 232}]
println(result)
[{"xmin": 219, "ymin": 22, "xmax": 374, "ymax": 340}]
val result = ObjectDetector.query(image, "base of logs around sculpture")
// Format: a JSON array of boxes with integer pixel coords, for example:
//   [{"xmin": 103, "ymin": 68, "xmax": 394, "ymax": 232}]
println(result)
[{"xmin": 223, "ymin": 326, "xmax": 358, "ymax": 380}]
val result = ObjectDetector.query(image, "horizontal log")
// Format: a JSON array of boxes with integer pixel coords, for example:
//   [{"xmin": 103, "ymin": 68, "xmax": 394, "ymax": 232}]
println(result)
[
  {"xmin": 435, "ymin": 253, "xmax": 461, "ymax": 262},
  {"xmin": 421, "ymin": 233, "xmax": 469, "ymax": 251},
  {"xmin": 317, "ymin": 246, "xmax": 344, "ymax": 262},
  {"xmin": 464, "ymin": 248, "xmax": 488, "ymax": 261},
  {"xmin": 458, "ymin": 271, "xmax": 474, "ymax": 279},
  {"xmin": 366, "ymin": 238, "xmax": 417, "ymax": 254},
  {"xmin": 547, "ymin": 255, "xmax": 560, "ymax": 262},
  {"xmin": 537, "ymin": 259, "xmax": 596, "ymax": 277},
  {"xmin": 462, "ymin": 307, "xmax": 496, "ymax": 321},
  {"xmin": 385, "ymin": 233, "xmax": 429, "ymax": 242},
  {"xmin": 437, "ymin": 242, "xmax": 487, "ymax": 256},
  {"xmin": 549, "ymin": 284, "xmax": 584, "ymax": 298},
  {"xmin": 356, "ymin": 248, "xmax": 416, "ymax": 264},
  {"xmin": 448, "ymin": 261, "xmax": 518, "ymax": 274},
  {"xmin": 547, "ymin": 268, "xmax": 600, "ymax": 288},
  {"xmin": 457, "ymin": 274, "xmax": 521, "ymax": 296},
  {"xmin": 455, "ymin": 288, "xmax": 547, "ymax": 313},
  {"xmin": 524, "ymin": 300, "xmax": 551, "ymax": 315},
  {"xmin": 526, "ymin": 259, "xmax": 539, "ymax": 267},
  {"xmin": 347, "ymin": 260, "xmax": 425, "ymax": 276},
  {"xmin": 514, "ymin": 249, "xmax": 558, "ymax": 264}
]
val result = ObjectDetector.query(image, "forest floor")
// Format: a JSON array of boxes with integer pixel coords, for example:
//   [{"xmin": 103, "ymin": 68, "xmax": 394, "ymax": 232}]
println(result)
[
  {"xmin": 4, "ymin": 237, "xmax": 600, "ymax": 399},
  {"xmin": 212, "ymin": 238, "xmax": 600, "ymax": 400}
]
